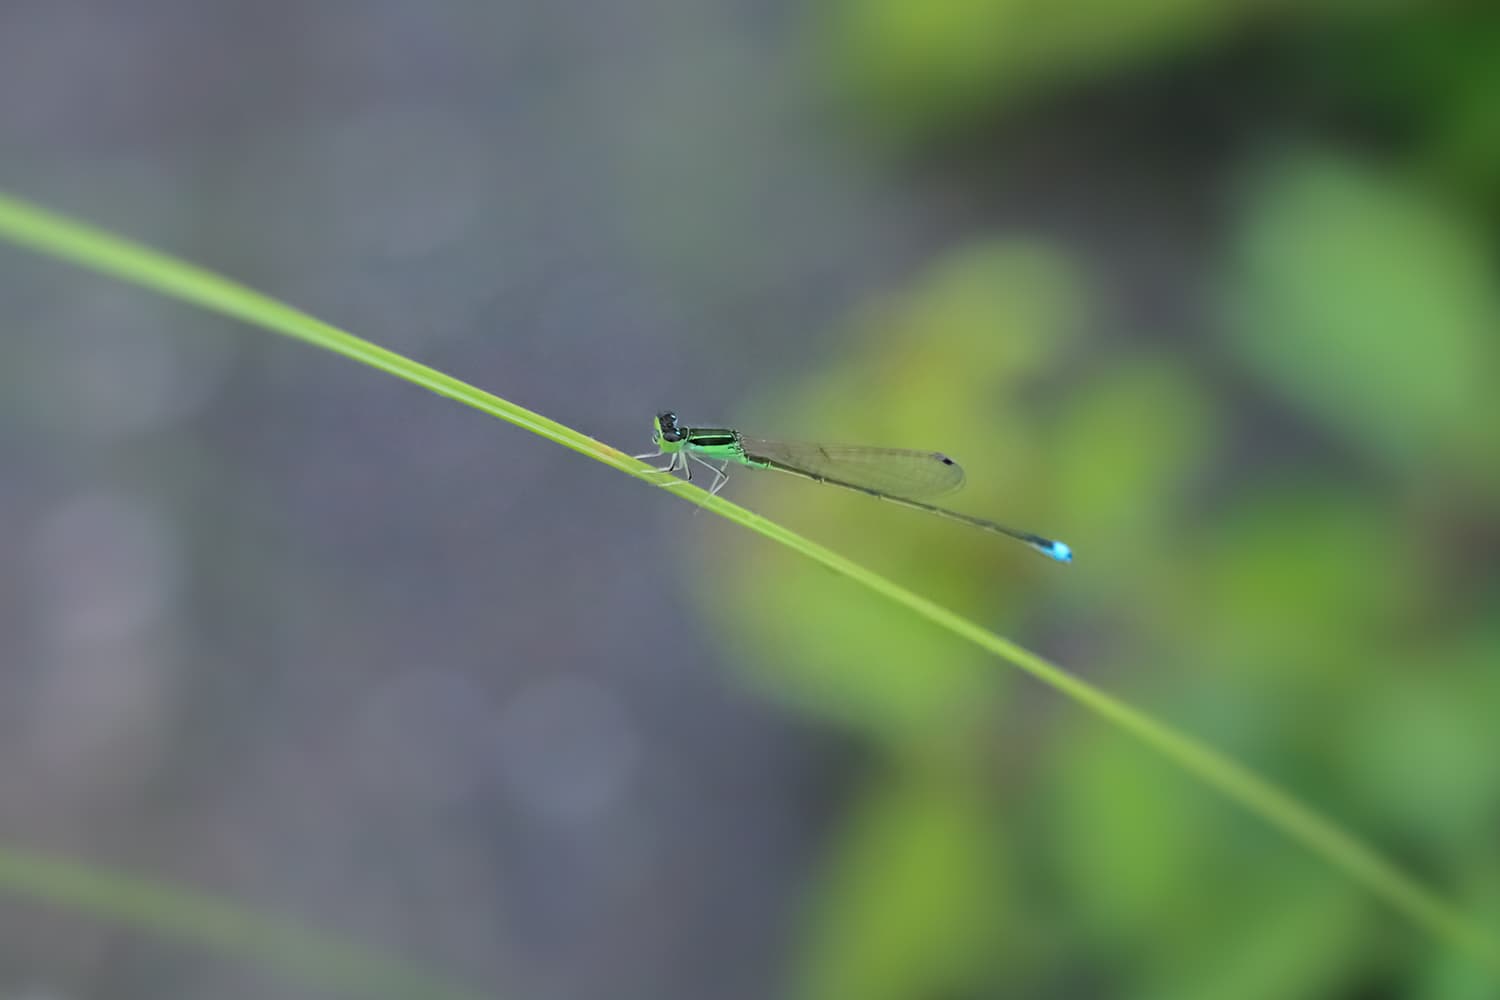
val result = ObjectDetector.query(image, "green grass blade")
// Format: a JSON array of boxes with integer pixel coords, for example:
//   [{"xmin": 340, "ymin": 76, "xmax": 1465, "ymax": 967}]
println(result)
[
  {"xmin": 1, "ymin": 189, "xmax": 1496, "ymax": 976},
  {"xmin": 0, "ymin": 844, "xmax": 484, "ymax": 1000}
]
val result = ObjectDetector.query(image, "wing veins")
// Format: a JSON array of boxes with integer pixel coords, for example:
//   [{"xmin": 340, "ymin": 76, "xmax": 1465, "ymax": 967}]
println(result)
[{"xmin": 739, "ymin": 438, "xmax": 967, "ymax": 499}]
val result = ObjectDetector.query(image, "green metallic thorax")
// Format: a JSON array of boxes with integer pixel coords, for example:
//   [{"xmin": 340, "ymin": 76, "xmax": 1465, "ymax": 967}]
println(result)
[{"xmin": 682, "ymin": 427, "xmax": 752, "ymax": 465}]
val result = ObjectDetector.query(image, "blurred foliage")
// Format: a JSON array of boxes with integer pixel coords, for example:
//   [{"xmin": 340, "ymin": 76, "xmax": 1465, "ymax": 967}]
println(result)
[
  {"xmin": 1280, "ymin": 13, "xmax": 1500, "ymax": 214},
  {"xmin": 1222, "ymin": 152, "xmax": 1500, "ymax": 483},
  {"xmin": 819, "ymin": 0, "xmax": 1245, "ymax": 137},
  {"xmin": 696, "ymin": 3, "xmax": 1500, "ymax": 997},
  {"xmin": 797, "ymin": 769, "xmax": 1010, "ymax": 1000}
]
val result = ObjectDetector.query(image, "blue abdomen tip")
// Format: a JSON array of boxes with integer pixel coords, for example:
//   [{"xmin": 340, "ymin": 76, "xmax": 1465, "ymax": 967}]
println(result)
[{"xmin": 1047, "ymin": 540, "xmax": 1073, "ymax": 563}]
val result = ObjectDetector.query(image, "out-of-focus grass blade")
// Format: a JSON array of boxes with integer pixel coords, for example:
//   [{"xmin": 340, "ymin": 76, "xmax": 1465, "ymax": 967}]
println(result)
[{"xmin": 0, "ymin": 845, "xmax": 484, "ymax": 1000}]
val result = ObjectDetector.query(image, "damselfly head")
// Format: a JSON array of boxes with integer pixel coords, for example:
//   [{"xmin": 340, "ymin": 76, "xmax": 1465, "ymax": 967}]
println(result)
[{"xmin": 654, "ymin": 410, "xmax": 685, "ymax": 444}]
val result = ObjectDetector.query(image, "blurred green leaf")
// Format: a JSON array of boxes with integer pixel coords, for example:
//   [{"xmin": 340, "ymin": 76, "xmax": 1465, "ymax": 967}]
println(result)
[
  {"xmin": 720, "ymin": 549, "xmax": 999, "ymax": 736},
  {"xmin": 1340, "ymin": 667, "xmax": 1500, "ymax": 855},
  {"xmin": 1049, "ymin": 359, "xmax": 1220, "ymax": 587},
  {"xmin": 1185, "ymin": 483, "xmax": 1413, "ymax": 678},
  {"xmin": 871, "ymin": 243, "xmax": 1085, "ymax": 387},
  {"xmin": 1050, "ymin": 725, "xmax": 1370, "ymax": 1000},
  {"xmin": 796, "ymin": 771, "xmax": 1008, "ymax": 1000},
  {"xmin": 1047, "ymin": 722, "xmax": 1206, "ymax": 938},
  {"xmin": 1145, "ymin": 876, "xmax": 1368, "ymax": 1000},
  {"xmin": 1221, "ymin": 152, "xmax": 1500, "ymax": 481},
  {"xmin": 1418, "ymin": 864, "xmax": 1500, "ymax": 1000}
]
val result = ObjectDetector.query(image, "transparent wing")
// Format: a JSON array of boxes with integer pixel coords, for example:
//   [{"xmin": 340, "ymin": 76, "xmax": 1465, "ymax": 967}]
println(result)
[{"xmin": 739, "ymin": 438, "xmax": 966, "ymax": 499}]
